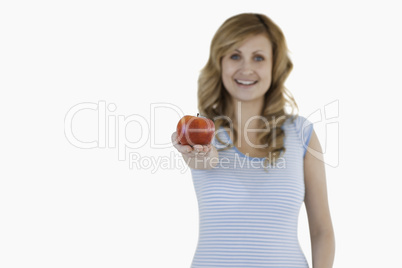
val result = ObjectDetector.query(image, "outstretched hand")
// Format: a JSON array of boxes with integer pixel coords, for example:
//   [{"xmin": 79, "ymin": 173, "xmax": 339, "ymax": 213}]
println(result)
[{"xmin": 171, "ymin": 131, "xmax": 213, "ymax": 158}]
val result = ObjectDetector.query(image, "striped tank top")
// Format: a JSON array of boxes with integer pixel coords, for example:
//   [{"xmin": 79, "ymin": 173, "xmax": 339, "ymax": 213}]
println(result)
[{"xmin": 190, "ymin": 115, "xmax": 313, "ymax": 268}]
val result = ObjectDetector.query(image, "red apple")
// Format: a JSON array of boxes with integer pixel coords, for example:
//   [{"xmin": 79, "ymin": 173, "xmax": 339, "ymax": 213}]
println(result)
[{"xmin": 176, "ymin": 113, "xmax": 215, "ymax": 146}]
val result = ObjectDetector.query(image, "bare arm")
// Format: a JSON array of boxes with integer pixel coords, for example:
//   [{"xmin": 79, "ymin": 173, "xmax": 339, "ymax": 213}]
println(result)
[
  {"xmin": 171, "ymin": 132, "xmax": 219, "ymax": 169},
  {"xmin": 304, "ymin": 130, "xmax": 335, "ymax": 268}
]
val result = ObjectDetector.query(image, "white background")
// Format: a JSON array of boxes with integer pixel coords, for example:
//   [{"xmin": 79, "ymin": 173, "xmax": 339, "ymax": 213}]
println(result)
[{"xmin": 1, "ymin": 0, "xmax": 401, "ymax": 267}]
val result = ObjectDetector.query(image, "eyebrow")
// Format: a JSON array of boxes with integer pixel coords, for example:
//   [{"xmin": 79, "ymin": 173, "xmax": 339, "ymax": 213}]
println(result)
[{"xmin": 234, "ymin": 49, "xmax": 266, "ymax": 54}]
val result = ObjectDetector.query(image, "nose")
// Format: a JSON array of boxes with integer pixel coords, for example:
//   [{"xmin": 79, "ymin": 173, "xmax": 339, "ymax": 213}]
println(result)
[{"xmin": 240, "ymin": 59, "xmax": 254, "ymax": 75}]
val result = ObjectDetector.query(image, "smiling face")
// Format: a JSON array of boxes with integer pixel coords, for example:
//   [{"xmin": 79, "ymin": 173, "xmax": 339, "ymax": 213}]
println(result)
[{"xmin": 221, "ymin": 34, "xmax": 273, "ymax": 104}]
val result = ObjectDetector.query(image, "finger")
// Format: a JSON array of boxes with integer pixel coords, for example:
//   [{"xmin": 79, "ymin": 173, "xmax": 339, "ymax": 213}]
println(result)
[
  {"xmin": 176, "ymin": 144, "xmax": 193, "ymax": 154},
  {"xmin": 171, "ymin": 132, "xmax": 178, "ymax": 144},
  {"xmin": 189, "ymin": 144, "xmax": 210, "ymax": 157},
  {"xmin": 171, "ymin": 132, "xmax": 191, "ymax": 153},
  {"xmin": 193, "ymin": 144, "xmax": 203, "ymax": 152},
  {"xmin": 203, "ymin": 144, "xmax": 212, "ymax": 153}
]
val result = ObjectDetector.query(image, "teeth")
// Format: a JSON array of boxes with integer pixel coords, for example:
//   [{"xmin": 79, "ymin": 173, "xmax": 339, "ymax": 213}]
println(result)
[{"xmin": 236, "ymin": 79, "xmax": 256, "ymax": 85}]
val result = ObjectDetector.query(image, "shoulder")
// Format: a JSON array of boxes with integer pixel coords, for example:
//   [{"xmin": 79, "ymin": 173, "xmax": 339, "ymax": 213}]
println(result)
[
  {"xmin": 283, "ymin": 114, "xmax": 314, "ymax": 157},
  {"xmin": 283, "ymin": 114, "xmax": 313, "ymax": 134}
]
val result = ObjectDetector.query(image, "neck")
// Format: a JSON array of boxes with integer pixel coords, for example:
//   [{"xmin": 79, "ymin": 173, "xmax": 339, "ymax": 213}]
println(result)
[{"xmin": 232, "ymin": 98, "xmax": 264, "ymax": 134}]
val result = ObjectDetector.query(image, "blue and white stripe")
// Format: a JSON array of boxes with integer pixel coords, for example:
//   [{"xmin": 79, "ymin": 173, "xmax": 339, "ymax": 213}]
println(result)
[{"xmin": 190, "ymin": 115, "xmax": 313, "ymax": 268}]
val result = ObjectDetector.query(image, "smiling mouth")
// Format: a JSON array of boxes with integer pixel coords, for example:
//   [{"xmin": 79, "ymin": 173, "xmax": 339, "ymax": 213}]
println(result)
[{"xmin": 235, "ymin": 79, "xmax": 258, "ymax": 86}]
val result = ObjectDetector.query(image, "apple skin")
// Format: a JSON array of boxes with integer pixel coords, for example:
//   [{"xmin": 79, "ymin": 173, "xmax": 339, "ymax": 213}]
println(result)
[{"xmin": 176, "ymin": 114, "xmax": 215, "ymax": 146}]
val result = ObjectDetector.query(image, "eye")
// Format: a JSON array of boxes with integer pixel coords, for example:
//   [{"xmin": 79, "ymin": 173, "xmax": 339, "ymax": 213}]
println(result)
[
  {"xmin": 254, "ymin": 55, "xmax": 264, "ymax": 62},
  {"xmin": 230, "ymin": 54, "xmax": 240, "ymax": 60}
]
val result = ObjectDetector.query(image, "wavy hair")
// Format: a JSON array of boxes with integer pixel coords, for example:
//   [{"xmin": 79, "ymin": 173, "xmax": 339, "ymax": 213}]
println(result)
[{"xmin": 198, "ymin": 13, "xmax": 298, "ymax": 167}]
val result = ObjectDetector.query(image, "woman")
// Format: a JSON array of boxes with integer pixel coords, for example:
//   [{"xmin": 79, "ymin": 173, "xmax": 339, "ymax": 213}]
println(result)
[{"xmin": 172, "ymin": 13, "xmax": 335, "ymax": 268}]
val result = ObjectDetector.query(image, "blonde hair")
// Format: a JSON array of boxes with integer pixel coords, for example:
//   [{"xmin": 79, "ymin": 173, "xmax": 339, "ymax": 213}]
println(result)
[{"xmin": 198, "ymin": 13, "xmax": 298, "ymax": 167}]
